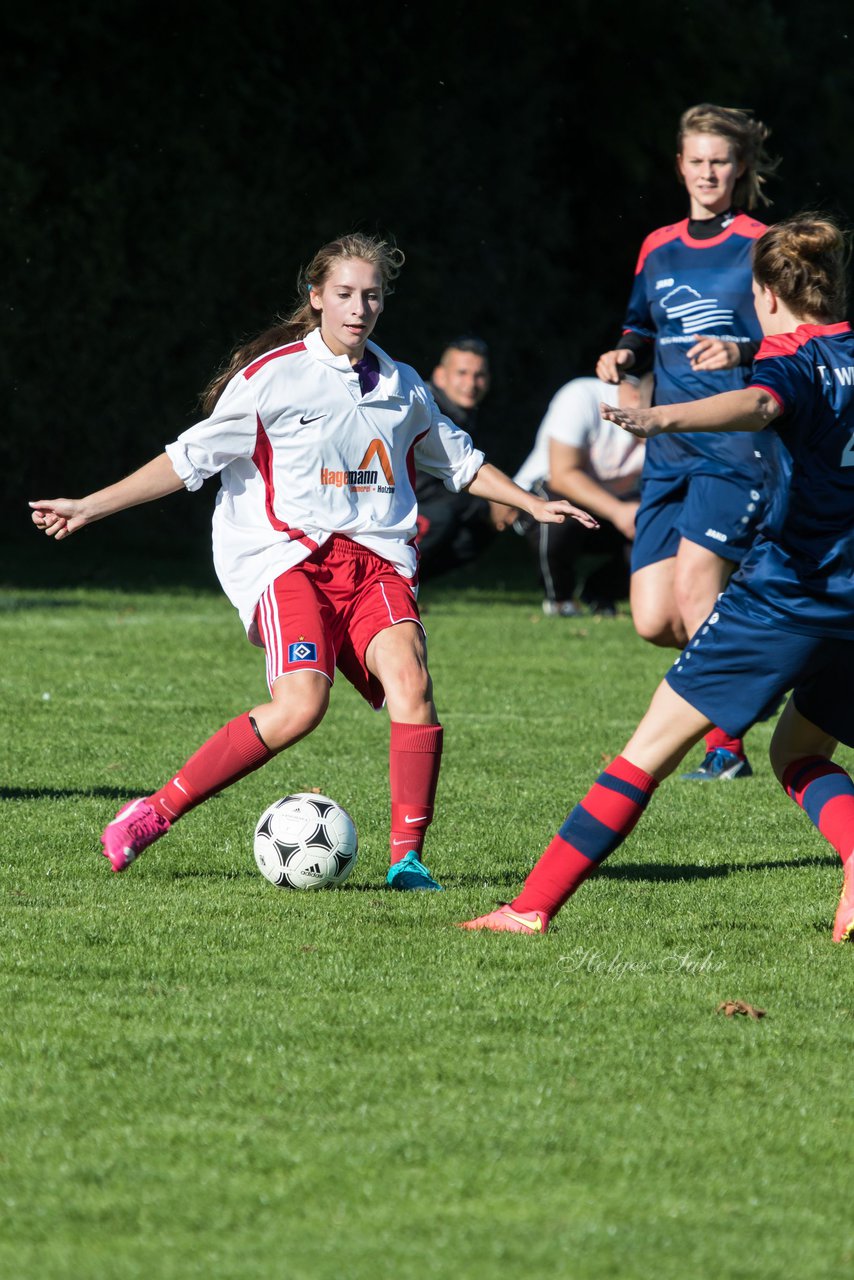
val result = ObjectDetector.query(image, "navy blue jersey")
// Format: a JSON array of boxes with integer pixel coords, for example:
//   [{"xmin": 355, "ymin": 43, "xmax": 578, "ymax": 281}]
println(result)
[
  {"xmin": 623, "ymin": 213, "xmax": 770, "ymax": 479},
  {"xmin": 730, "ymin": 322, "xmax": 854, "ymax": 637}
]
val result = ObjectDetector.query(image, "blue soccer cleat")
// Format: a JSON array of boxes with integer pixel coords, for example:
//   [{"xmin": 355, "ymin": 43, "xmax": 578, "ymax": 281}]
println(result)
[
  {"xmin": 680, "ymin": 747, "xmax": 753, "ymax": 782},
  {"xmin": 386, "ymin": 850, "xmax": 443, "ymax": 891}
]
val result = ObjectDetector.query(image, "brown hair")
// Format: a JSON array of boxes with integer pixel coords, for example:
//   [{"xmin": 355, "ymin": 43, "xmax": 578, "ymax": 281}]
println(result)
[
  {"xmin": 201, "ymin": 233, "xmax": 405, "ymax": 413},
  {"xmin": 753, "ymin": 215, "xmax": 849, "ymax": 322},
  {"xmin": 677, "ymin": 103, "xmax": 779, "ymax": 210}
]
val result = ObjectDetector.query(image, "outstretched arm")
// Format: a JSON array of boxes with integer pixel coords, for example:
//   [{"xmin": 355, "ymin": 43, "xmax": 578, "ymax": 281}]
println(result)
[
  {"xmin": 600, "ymin": 387, "xmax": 781, "ymax": 440},
  {"xmin": 465, "ymin": 461, "xmax": 598, "ymax": 528},
  {"xmin": 30, "ymin": 452, "xmax": 185, "ymax": 540}
]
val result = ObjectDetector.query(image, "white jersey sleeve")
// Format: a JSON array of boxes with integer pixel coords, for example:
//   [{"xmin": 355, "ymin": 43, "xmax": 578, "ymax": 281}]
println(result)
[
  {"xmin": 413, "ymin": 389, "xmax": 485, "ymax": 493},
  {"xmin": 165, "ymin": 372, "xmax": 260, "ymax": 492}
]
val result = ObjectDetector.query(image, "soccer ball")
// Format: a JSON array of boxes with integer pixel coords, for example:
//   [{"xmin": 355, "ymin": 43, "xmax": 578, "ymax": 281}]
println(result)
[{"xmin": 253, "ymin": 793, "xmax": 358, "ymax": 889}]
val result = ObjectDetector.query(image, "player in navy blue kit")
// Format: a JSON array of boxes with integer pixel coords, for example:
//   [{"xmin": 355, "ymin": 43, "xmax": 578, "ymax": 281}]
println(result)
[
  {"xmin": 597, "ymin": 104, "xmax": 782, "ymax": 782},
  {"xmin": 460, "ymin": 215, "xmax": 854, "ymax": 944}
]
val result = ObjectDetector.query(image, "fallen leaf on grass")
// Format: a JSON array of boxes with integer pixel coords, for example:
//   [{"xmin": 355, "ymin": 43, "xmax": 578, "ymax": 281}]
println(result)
[{"xmin": 716, "ymin": 1000, "xmax": 766, "ymax": 1020}]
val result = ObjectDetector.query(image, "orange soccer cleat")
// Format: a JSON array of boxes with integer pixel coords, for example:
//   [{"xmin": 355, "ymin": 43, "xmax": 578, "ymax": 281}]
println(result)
[
  {"xmin": 832, "ymin": 856, "xmax": 854, "ymax": 943},
  {"xmin": 457, "ymin": 904, "xmax": 549, "ymax": 934}
]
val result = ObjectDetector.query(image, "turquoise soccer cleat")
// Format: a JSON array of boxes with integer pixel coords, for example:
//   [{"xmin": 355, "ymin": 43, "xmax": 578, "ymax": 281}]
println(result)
[{"xmin": 386, "ymin": 850, "xmax": 443, "ymax": 891}]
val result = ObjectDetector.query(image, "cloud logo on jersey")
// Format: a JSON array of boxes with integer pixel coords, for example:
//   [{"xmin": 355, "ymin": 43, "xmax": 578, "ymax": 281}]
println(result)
[
  {"xmin": 288, "ymin": 641, "xmax": 318, "ymax": 663},
  {"xmin": 660, "ymin": 285, "xmax": 735, "ymax": 336},
  {"xmin": 319, "ymin": 439, "xmax": 395, "ymax": 494}
]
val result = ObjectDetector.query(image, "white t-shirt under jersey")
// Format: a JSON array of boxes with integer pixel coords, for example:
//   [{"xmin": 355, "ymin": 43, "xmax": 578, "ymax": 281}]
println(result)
[
  {"xmin": 514, "ymin": 377, "xmax": 645, "ymax": 497},
  {"xmin": 166, "ymin": 329, "xmax": 484, "ymax": 642}
]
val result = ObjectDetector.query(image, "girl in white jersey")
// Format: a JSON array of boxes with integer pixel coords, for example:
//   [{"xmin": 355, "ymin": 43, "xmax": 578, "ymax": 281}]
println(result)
[{"xmin": 31, "ymin": 233, "xmax": 595, "ymax": 889}]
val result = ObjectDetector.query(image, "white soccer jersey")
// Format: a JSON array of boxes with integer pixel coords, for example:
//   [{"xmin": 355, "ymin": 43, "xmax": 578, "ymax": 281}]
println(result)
[
  {"xmin": 514, "ymin": 377, "xmax": 645, "ymax": 497},
  {"xmin": 166, "ymin": 328, "xmax": 484, "ymax": 640}
]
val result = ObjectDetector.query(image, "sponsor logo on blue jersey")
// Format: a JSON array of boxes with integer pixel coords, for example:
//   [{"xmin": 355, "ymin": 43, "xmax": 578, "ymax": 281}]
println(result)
[{"xmin": 660, "ymin": 285, "xmax": 735, "ymax": 337}]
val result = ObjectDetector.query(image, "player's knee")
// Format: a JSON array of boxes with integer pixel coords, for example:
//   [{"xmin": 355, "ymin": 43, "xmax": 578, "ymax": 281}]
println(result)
[
  {"xmin": 264, "ymin": 681, "xmax": 329, "ymax": 748},
  {"xmin": 632, "ymin": 607, "xmax": 685, "ymax": 648},
  {"xmin": 384, "ymin": 660, "xmax": 433, "ymax": 717}
]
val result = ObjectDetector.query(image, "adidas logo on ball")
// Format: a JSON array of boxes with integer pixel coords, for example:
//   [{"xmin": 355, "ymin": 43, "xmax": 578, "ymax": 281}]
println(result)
[{"xmin": 253, "ymin": 793, "xmax": 358, "ymax": 890}]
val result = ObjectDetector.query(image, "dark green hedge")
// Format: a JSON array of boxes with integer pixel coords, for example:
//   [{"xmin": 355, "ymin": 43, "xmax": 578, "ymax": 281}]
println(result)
[{"xmin": 4, "ymin": 0, "xmax": 853, "ymax": 554}]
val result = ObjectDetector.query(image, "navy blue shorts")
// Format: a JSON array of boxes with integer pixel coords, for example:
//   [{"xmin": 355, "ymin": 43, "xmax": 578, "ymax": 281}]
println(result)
[
  {"xmin": 665, "ymin": 583, "xmax": 854, "ymax": 747},
  {"xmin": 631, "ymin": 471, "xmax": 767, "ymax": 573}
]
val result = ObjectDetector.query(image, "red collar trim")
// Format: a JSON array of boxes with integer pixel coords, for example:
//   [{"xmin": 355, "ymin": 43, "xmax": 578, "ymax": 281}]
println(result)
[
  {"xmin": 756, "ymin": 321, "xmax": 851, "ymax": 360},
  {"xmin": 680, "ymin": 212, "xmax": 766, "ymax": 249}
]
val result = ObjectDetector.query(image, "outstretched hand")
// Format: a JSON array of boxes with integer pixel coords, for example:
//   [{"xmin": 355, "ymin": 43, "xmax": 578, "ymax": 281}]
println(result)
[
  {"xmin": 600, "ymin": 402, "xmax": 663, "ymax": 440},
  {"xmin": 29, "ymin": 499, "xmax": 87, "ymax": 540},
  {"xmin": 533, "ymin": 498, "xmax": 599, "ymax": 529}
]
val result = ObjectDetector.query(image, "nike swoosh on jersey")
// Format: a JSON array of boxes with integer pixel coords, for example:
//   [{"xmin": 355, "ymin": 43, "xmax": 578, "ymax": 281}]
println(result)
[{"xmin": 299, "ymin": 413, "xmax": 326, "ymax": 425}]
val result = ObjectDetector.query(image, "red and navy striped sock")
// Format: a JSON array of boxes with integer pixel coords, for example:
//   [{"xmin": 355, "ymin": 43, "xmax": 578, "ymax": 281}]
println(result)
[
  {"xmin": 704, "ymin": 727, "xmax": 745, "ymax": 758},
  {"xmin": 781, "ymin": 756, "xmax": 854, "ymax": 864},
  {"xmin": 512, "ymin": 755, "xmax": 658, "ymax": 917}
]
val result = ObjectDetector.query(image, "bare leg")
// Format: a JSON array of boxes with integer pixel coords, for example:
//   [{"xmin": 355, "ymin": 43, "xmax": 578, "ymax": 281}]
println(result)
[
  {"xmin": 769, "ymin": 695, "xmax": 839, "ymax": 781},
  {"xmin": 622, "ymin": 680, "xmax": 713, "ymax": 780},
  {"xmin": 673, "ymin": 539, "xmax": 735, "ymax": 638},
  {"xmin": 365, "ymin": 621, "xmax": 437, "ymax": 725},
  {"xmin": 630, "ymin": 557, "xmax": 685, "ymax": 647},
  {"xmin": 251, "ymin": 670, "xmax": 331, "ymax": 750}
]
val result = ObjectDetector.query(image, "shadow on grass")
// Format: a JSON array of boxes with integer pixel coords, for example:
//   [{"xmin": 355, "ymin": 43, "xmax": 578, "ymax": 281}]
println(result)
[
  {"xmin": 448, "ymin": 854, "xmax": 838, "ymax": 890},
  {"xmin": 1, "ymin": 786, "xmax": 151, "ymax": 801},
  {"xmin": 599, "ymin": 856, "xmax": 839, "ymax": 880},
  {"xmin": 169, "ymin": 869, "xmax": 391, "ymax": 892}
]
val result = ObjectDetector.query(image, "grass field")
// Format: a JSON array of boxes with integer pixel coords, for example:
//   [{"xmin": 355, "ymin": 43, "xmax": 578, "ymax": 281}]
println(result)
[{"xmin": 2, "ymin": 534, "xmax": 853, "ymax": 1279}]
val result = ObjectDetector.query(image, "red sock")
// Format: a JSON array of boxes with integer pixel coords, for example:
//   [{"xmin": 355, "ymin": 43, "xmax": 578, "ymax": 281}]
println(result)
[
  {"xmin": 704, "ymin": 727, "xmax": 745, "ymax": 757},
  {"xmin": 149, "ymin": 713, "xmax": 274, "ymax": 822},
  {"xmin": 782, "ymin": 756, "xmax": 854, "ymax": 864},
  {"xmin": 512, "ymin": 756, "xmax": 658, "ymax": 917},
  {"xmin": 389, "ymin": 722, "xmax": 443, "ymax": 863}
]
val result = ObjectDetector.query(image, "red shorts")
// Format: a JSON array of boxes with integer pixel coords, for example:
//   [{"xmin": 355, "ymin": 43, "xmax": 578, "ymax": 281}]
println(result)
[{"xmin": 254, "ymin": 535, "xmax": 422, "ymax": 709}]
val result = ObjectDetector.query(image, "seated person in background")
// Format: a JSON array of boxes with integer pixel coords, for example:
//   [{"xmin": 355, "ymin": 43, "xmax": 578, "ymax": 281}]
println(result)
[
  {"xmin": 416, "ymin": 336, "xmax": 505, "ymax": 578},
  {"xmin": 510, "ymin": 374, "xmax": 650, "ymax": 615}
]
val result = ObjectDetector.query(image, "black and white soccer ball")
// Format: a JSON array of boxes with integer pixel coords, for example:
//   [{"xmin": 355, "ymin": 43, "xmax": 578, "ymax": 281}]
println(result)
[{"xmin": 253, "ymin": 793, "xmax": 358, "ymax": 889}]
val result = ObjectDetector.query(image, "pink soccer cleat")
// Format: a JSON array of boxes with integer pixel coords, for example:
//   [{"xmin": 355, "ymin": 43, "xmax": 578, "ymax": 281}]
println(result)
[
  {"xmin": 833, "ymin": 856, "xmax": 854, "ymax": 943},
  {"xmin": 457, "ymin": 904, "xmax": 550, "ymax": 934},
  {"xmin": 100, "ymin": 798, "xmax": 171, "ymax": 872}
]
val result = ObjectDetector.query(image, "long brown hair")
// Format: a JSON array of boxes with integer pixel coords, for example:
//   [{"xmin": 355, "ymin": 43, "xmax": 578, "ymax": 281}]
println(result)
[
  {"xmin": 677, "ymin": 103, "xmax": 780, "ymax": 210},
  {"xmin": 201, "ymin": 233, "xmax": 405, "ymax": 413},
  {"xmin": 753, "ymin": 215, "xmax": 849, "ymax": 322}
]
